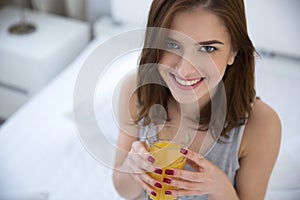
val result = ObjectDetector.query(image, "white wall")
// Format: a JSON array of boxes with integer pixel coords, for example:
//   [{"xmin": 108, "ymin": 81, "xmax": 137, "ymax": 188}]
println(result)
[
  {"xmin": 245, "ymin": 0, "xmax": 300, "ymax": 58},
  {"xmin": 86, "ymin": 0, "xmax": 110, "ymax": 22}
]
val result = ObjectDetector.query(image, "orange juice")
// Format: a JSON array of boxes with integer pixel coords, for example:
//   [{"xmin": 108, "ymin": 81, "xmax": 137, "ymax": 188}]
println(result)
[{"xmin": 148, "ymin": 141, "xmax": 186, "ymax": 200}]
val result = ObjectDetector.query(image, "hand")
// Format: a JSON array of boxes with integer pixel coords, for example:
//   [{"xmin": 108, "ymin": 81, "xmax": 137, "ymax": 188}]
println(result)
[
  {"xmin": 126, "ymin": 141, "xmax": 163, "ymax": 197},
  {"xmin": 162, "ymin": 148, "xmax": 239, "ymax": 199}
]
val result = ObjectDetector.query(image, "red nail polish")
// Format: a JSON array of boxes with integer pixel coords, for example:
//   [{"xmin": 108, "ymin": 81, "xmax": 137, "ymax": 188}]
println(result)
[
  {"xmin": 154, "ymin": 168, "xmax": 163, "ymax": 174},
  {"xmin": 165, "ymin": 169, "xmax": 174, "ymax": 175},
  {"xmin": 163, "ymin": 178, "xmax": 171, "ymax": 184},
  {"xmin": 180, "ymin": 148, "xmax": 188, "ymax": 155},
  {"xmin": 165, "ymin": 190, "xmax": 172, "ymax": 195},
  {"xmin": 154, "ymin": 182, "xmax": 162, "ymax": 188},
  {"xmin": 147, "ymin": 156, "xmax": 155, "ymax": 163},
  {"xmin": 151, "ymin": 191, "xmax": 157, "ymax": 197}
]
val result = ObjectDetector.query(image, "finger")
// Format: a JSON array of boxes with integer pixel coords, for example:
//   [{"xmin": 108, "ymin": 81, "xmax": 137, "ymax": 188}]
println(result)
[
  {"xmin": 164, "ymin": 168, "xmax": 206, "ymax": 183},
  {"xmin": 164, "ymin": 188, "xmax": 207, "ymax": 197},
  {"xmin": 163, "ymin": 176, "xmax": 206, "ymax": 191},
  {"xmin": 140, "ymin": 173, "xmax": 163, "ymax": 190},
  {"xmin": 128, "ymin": 151, "xmax": 160, "ymax": 174},
  {"xmin": 131, "ymin": 173, "xmax": 159, "ymax": 197},
  {"xmin": 180, "ymin": 148, "xmax": 210, "ymax": 169},
  {"xmin": 128, "ymin": 142, "xmax": 159, "ymax": 173},
  {"xmin": 132, "ymin": 141, "xmax": 156, "ymax": 164}
]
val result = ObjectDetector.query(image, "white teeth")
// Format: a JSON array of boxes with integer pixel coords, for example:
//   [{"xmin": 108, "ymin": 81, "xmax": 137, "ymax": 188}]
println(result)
[{"xmin": 174, "ymin": 76, "xmax": 202, "ymax": 86}]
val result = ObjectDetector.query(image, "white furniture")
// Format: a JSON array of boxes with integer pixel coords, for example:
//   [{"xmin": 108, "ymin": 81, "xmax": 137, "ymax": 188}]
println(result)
[
  {"xmin": 93, "ymin": 17, "xmax": 142, "ymax": 41},
  {"xmin": 93, "ymin": 0, "xmax": 152, "ymax": 39},
  {"xmin": 0, "ymin": 6, "xmax": 90, "ymax": 118},
  {"xmin": 0, "ymin": 37, "xmax": 129, "ymax": 200},
  {"xmin": 110, "ymin": 0, "xmax": 152, "ymax": 26}
]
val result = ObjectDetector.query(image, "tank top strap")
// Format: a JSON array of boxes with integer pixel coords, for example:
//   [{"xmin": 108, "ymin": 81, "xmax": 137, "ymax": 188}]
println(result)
[{"xmin": 234, "ymin": 122, "xmax": 247, "ymax": 154}]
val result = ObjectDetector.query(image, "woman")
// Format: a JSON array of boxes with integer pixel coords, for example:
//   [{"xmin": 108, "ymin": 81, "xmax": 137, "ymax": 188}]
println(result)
[{"xmin": 113, "ymin": 0, "xmax": 281, "ymax": 199}]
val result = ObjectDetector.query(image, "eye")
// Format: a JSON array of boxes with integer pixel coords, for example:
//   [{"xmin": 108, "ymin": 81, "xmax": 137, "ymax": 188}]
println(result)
[
  {"xmin": 199, "ymin": 46, "xmax": 217, "ymax": 53},
  {"xmin": 165, "ymin": 40, "xmax": 180, "ymax": 50}
]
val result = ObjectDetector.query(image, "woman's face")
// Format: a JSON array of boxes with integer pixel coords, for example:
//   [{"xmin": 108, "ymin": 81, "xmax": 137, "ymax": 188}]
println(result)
[{"xmin": 158, "ymin": 7, "xmax": 236, "ymax": 104}]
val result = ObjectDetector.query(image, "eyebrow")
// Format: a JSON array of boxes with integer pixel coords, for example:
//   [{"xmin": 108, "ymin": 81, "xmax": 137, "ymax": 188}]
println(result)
[
  {"xmin": 166, "ymin": 37, "xmax": 224, "ymax": 46},
  {"xmin": 197, "ymin": 40, "xmax": 224, "ymax": 45},
  {"xmin": 165, "ymin": 37, "xmax": 179, "ymax": 42}
]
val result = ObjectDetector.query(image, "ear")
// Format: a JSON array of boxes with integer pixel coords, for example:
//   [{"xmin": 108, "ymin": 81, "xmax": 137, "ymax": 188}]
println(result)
[{"xmin": 227, "ymin": 50, "xmax": 238, "ymax": 66}]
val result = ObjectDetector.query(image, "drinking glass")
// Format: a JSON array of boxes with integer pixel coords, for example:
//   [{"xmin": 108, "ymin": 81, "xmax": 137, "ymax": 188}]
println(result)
[{"xmin": 146, "ymin": 124, "xmax": 190, "ymax": 200}]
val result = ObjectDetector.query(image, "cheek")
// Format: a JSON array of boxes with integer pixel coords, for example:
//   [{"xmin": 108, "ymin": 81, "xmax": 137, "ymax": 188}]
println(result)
[
  {"xmin": 159, "ymin": 52, "xmax": 228, "ymax": 80},
  {"xmin": 197, "ymin": 56, "xmax": 227, "ymax": 77},
  {"xmin": 159, "ymin": 52, "xmax": 180, "ymax": 67},
  {"xmin": 198, "ymin": 56, "xmax": 227, "ymax": 89},
  {"xmin": 206, "ymin": 48, "xmax": 234, "ymax": 77},
  {"xmin": 211, "ymin": 57, "xmax": 228, "ymax": 75}
]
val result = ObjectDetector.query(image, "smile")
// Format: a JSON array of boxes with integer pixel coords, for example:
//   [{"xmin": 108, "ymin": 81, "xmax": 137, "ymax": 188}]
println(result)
[{"xmin": 171, "ymin": 74, "xmax": 206, "ymax": 89}]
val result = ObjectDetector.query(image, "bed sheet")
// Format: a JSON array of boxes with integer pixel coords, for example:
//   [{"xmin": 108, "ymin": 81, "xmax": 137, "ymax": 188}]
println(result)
[{"xmin": 0, "ymin": 38, "xmax": 133, "ymax": 200}]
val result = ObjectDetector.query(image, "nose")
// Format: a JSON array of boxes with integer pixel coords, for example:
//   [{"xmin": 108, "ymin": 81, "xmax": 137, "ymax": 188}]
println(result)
[{"xmin": 176, "ymin": 57, "xmax": 198, "ymax": 78}]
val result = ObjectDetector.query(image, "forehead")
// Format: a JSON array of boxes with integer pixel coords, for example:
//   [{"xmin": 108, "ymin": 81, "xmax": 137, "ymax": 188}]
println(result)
[{"xmin": 169, "ymin": 7, "xmax": 230, "ymax": 44}]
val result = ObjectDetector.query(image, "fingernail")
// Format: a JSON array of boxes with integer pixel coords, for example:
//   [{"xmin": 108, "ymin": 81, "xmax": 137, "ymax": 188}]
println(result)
[
  {"xmin": 165, "ymin": 190, "xmax": 172, "ymax": 195},
  {"xmin": 165, "ymin": 169, "xmax": 174, "ymax": 175},
  {"xmin": 151, "ymin": 191, "xmax": 157, "ymax": 197},
  {"xmin": 154, "ymin": 182, "xmax": 162, "ymax": 188},
  {"xmin": 163, "ymin": 178, "xmax": 171, "ymax": 184},
  {"xmin": 147, "ymin": 155, "xmax": 155, "ymax": 163},
  {"xmin": 154, "ymin": 168, "xmax": 163, "ymax": 174},
  {"xmin": 180, "ymin": 148, "xmax": 188, "ymax": 155}
]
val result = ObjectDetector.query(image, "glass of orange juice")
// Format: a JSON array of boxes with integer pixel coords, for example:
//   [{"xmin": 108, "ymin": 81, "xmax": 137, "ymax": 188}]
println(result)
[{"xmin": 146, "ymin": 124, "xmax": 190, "ymax": 200}]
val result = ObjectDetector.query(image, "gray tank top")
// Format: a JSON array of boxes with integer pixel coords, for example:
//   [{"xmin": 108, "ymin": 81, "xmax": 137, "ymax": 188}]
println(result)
[{"xmin": 139, "ymin": 124, "xmax": 246, "ymax": 200}]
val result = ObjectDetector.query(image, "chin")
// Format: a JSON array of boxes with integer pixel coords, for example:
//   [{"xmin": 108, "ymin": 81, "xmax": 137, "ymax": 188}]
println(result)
[{"xmin": 169, "ymin": 89, "xmax": 206, "ymax": 104}]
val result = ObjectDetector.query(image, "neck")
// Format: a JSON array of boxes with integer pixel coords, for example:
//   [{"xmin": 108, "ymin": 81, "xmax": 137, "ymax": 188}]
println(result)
[
  {"xmin": 179, "ymin": 85, "xmax": 218, "ymax": 114},
  {"xmin": 170, "ymin": 85, "xmax": 219, "ymax": 128}
]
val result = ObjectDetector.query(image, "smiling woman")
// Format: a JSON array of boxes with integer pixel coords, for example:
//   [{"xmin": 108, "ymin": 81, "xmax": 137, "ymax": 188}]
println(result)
[
  {"xmin": 113, "ymin": 0, "xmax": 281, "ymax": 200},
  {"xmin": 158, "ymin": 8, "xmax": 236, "ymax": 105}
]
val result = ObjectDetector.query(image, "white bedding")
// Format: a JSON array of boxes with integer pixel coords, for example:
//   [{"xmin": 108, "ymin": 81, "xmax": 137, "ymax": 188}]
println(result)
[
  {"xmin": 0, "ymin": 38, "xmax": 128, "ymax": 200},
  {"xmin": 0, "ymin": 36, "xmax": 300, "ymax": 200}
]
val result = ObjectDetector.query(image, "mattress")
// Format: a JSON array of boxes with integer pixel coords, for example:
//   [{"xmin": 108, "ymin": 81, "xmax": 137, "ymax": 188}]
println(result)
[{"xmin": 0, "ymin": 38, "xmax": 133, "ymax": 200}]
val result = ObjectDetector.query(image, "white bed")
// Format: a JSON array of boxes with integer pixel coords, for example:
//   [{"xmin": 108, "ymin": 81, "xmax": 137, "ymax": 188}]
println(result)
[
  {"xmin": 0, "ymin": 38, "xmax": 125, "ymax": 200},
  {"xmin": 0, "ymin": 0, "xmax": 300, "ymax": 199}
]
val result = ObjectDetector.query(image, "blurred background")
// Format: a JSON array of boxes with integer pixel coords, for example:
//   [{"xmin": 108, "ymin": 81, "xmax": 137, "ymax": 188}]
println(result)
[
  {"xmin": 0, "ymin": 0, "xmax": 299, "ymax": 200},
  {"xmin": 0, "ymin": 0, "xmax": 110, "ymax": 22}
]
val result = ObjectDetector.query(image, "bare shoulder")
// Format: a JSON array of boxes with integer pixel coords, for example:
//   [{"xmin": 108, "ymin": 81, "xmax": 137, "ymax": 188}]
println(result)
[
  {"xmin": 236, "ymin": 99, "xmax": 282, "ymax": 198},
  {"xmin": 249, "ymin": 99, "xmax": 281, "ymax": 129},
  {"xmin": 119, "ymin": 72, "xmax": 139, "ymax": 120},
  {"xmin": 239, "ymin": 99, "xmax": 282, "ymax": 158},
  {"xmin": 115, "ymin": 72, "xmax": 140, "ymax": 167}
]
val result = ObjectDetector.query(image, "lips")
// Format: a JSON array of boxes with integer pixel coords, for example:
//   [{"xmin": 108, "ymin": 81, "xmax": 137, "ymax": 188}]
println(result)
[{"xmin": 171, "ymin": 73, "xmax": 205, "ymax": 89}]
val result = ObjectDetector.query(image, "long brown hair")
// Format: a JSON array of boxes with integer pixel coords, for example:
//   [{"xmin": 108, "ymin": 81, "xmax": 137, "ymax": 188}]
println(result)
[{"xmin": 135, "ymin": 0, "xmax": 256, "ymax": 137}]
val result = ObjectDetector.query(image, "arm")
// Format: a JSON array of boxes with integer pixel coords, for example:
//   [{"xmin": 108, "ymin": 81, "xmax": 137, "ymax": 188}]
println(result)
[
  {"xmin": 112, "ymin": 73, "xmax": 143, "ymax": 199},
  {"xmin": 235, "ymin": 99, "xmax": 282, "ymax": 199},
  {"xmin": 113, "ymin": 132, "xmax": 146, "ymax": 199},
  {"xmin": 112, "ymin": 73, "xmax": 160, "ymax": 199}
]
